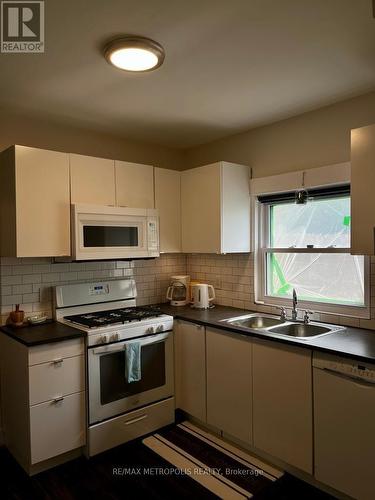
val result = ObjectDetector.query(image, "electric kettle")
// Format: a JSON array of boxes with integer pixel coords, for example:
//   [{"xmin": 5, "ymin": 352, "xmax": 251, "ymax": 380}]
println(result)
[
  {"xmin": 190, "ymin": 283, "xmax": 215, "ymax": 309},
  {"xmin": 166, "ymin": 275, "xmax": 190, "ymax": 306}
]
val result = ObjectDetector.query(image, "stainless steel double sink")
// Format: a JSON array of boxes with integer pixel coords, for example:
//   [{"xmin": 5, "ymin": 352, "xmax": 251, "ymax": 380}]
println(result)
[{"xmin": 221, "ymin": 313, "xmax": 344, "ymax": 339}]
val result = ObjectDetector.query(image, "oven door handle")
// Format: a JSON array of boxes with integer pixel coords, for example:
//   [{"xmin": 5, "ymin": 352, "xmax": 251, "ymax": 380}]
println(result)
[{"xmin": 91, "ymin": 331, "xmax": 170, "ymax": 355}]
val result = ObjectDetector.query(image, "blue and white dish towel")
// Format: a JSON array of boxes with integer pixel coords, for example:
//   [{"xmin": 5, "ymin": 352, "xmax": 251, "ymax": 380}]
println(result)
[{"xmin": 125, "ymin": 342, "xmax": 142, "ymax": 383}]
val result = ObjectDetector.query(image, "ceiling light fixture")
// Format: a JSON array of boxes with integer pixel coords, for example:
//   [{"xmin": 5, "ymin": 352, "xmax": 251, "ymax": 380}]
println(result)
[{"xmin": 104, "ymin": 36, "xmax": 165, "ymax": 72}]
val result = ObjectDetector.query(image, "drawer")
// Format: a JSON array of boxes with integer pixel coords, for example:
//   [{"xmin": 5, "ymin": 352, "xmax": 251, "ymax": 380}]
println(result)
[
  {"xmin": 89, "ymin": 397, "xmax": 175, "ymax": 456},
  {"xmin": 29, "ymin": 355, "xmax": 85, "ymax": 405},
  {"xmin": 30, "ymin": 391, "xmax": 86, "ymax": 464},
  {"xmin": 29, "ymin": 339, "xmax": 84, "ymax": 366}
]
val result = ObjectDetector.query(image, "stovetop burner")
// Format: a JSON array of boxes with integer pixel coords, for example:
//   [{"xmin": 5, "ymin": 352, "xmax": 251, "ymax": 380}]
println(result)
[{"xmin": 64, "ymin": 306, "xmax": 163, "ymax": 328}]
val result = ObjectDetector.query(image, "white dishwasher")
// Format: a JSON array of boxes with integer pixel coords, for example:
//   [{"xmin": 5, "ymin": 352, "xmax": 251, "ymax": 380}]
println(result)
[{"xmin": 313, "ymin": 352, "xmax": 375, "ymax": 500}]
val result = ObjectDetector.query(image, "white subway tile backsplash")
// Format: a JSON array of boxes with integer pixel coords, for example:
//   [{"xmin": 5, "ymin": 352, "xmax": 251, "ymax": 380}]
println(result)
[
  {"xmin": 13, "ymin": 265, "xmax": 33, "ymax": 275},
  {"xmin": 2, "ymin": 275, "xmax": 23, "ymax": 286},
  {"xmin": 23, "ymin": 274, "xmax": 41, "ymax": 284},
  {"xmin": 22, "ymin": 293, "xmax": 39, "ymax": 303},
  {"xmin": 1, "ymin": 252, "xmax": 373, "ymax": 331},
  {"xmin": 1, "ymin": 266, "xmax": 12, "ymax": 276},
  {"xmin": 187, "ymin": 253, "xmax": 374, "ymax": 331},
  {"xmin": 0, "ymin": 254, "xmax": 186, "ymax": 324},
  {"xmin": 60, "ymin": 272, "xmax": 78, "ymax": 281},
  {"xmin": 32, "ymin": 264, "xmax": 51, "ymax": 274},
  {"xmin": 77, "ymin": 271, "xmax": 94, "ymax": 280},
  {"xmin": 2, "ymin": 295, "xmax": 23, "ymax": 306},
  {"xmin": 42, "ymin": 273, "xmax": 60, "ymax": 283},
  {"xmin": 12, "ymin": 284, "xmax": 33, "ymax": 294}
]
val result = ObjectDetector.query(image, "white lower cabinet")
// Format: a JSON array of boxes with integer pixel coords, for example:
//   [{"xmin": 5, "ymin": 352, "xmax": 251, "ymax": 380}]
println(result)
[
  {"xmin": 252, "ymin": 340, "xmax": 313, "ymax": 473},
  {"xmin": 0, "ymin": 336, "xmax": 86, "ymax": 474},
  {"xmin": 30, "ymin": 391, "xmax": 85, "ymax": 464},
  {"xmin": 206, "ymin": 327, "xmax": 252, "ymax": 444},
  {"xmin": 29, "ymin": 354, "xmax": 85, "ymax": 405},
  {"xmin": 174, "ymin": 320, "xmax": 206, "ymax": 422}
]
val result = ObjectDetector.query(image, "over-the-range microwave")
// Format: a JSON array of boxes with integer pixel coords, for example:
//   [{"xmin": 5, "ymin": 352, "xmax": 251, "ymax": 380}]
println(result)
[{"xmin": 71, "ymin": 204, "xmax": 159, "ymax": 260}]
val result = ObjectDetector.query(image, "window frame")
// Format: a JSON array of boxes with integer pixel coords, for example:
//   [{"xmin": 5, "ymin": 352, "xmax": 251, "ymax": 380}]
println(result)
[{"xmin": 254, "ymin": 198, "xmax": 370, "ymax": 319}]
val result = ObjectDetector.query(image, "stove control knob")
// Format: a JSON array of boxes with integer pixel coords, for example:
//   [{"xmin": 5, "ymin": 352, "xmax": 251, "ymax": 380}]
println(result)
[
  {"xmin": 111, "ymin": 333, "xmax": 119, "ymax": 342},
  {"xmin": 146, "ymin": 326, "xmax": 155, "ymax": 334},
  {"xmin": 100, "ymin": 334, "xmax": 108, "ymax": 344},
  {"xmin": 156, "ymin": 324, "xmax": 164, "ymax": 332}
]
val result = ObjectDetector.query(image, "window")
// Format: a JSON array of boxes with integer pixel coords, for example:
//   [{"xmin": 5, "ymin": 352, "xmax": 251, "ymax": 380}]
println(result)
[{"xmin": 256, "ymin": 187, "xmax": 369, "ymax": 317}]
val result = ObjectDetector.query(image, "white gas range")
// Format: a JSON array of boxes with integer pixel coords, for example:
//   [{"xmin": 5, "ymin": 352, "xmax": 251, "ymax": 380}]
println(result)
[{"xmin": 54, "ymin": 279, "xmax": 175, "ymax": 457}]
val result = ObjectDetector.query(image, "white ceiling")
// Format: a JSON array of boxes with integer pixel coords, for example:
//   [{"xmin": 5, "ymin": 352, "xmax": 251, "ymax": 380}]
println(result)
[{"xmin": 0, "ymin": 0, "xmax": 374, "ymax": 148}]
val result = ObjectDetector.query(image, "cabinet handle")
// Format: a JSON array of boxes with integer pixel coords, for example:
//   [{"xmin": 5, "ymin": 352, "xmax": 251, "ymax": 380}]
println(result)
[
  {"xmin": 51, "ymin": 358, "xmax": 63, "ymax": 365},
  {"xmin": 124, "ymin": 414, "xmax": 147, "ymax": 426},
  {"xmin": 53, "ymin": 396, "xmax": 64, "ymax": 404}
]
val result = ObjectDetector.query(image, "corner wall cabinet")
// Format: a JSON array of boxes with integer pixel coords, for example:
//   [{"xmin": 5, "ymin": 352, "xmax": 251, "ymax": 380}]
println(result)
[
  {"xmin": 154, "ymin": 167, "xmax": 181, "ymax": 252},
  {"xmin": 181, "ymin": 162, "xmax": 251, "ymax": 253},
  {"xmin": 0, "ymin": 145, "xmax": 70, "ymax": 257},
  {"xmin": 351, "ymin": 124, "xmax": 375, "ymax": 255},
  {"xmin": 0, "ymin": 336, "xmax": 86, "ymax": 475}
]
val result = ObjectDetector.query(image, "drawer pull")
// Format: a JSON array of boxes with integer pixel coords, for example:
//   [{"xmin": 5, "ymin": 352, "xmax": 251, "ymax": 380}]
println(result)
[
  {"xmin": 52, "ymin": 396, "xmax": 64, "ymax": 404},
  {"xmin": 51, "ymin": 358, "xmax": 63, "ymax": 366},
  {"xmin": 124, "ymin": 414, "xmax": 147, "ymax": 426}
]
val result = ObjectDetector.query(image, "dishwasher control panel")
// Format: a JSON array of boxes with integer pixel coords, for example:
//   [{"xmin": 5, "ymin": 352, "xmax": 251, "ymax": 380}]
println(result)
[{"xmin": 313, "ymin": 353, "xmax": 375, "ymax": 382}]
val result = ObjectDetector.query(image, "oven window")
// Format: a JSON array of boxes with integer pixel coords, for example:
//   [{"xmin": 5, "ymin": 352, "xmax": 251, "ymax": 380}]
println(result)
[
  {"xmin": 83, "ymin": 225, "xmax": 138, "ymax": 247},
  {"xmin": 99, "ymin": 342, "xmax": 166, "ymax": 405}
]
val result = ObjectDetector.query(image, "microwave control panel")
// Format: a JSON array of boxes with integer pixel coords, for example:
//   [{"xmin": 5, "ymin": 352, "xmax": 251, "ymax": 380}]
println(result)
[{"xmin": 147, "ymin": 218, "xmax": 159, "ymax": 252}]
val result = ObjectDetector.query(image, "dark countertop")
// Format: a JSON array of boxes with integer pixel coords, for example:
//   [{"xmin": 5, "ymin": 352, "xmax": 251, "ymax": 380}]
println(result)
[
  {"xmin": 159, "ymin": 303, "xmax": 375, "ymax": 363},
  {"xmin": 0, "ymin": 321, "xmax": 84, "ymax": 347}
]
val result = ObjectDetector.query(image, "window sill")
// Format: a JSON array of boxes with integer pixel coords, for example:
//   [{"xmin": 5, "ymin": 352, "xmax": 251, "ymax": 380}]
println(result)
[{"xmin": 255, "ymin": 297, "xmax": 370, "ymax": 320}]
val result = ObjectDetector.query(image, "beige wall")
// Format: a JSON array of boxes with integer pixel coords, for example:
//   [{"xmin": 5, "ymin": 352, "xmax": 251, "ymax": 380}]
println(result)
[
  {"xmin": 0, "ymin": 110, "xmax": 185, "ymax": 170},
  {"xmin": 184, "ymin": 91, "xmax": 375, "ymax": 177},
  {"xmin": 3, "ymin": 90, "xmax": 375, "ymax": 175}
]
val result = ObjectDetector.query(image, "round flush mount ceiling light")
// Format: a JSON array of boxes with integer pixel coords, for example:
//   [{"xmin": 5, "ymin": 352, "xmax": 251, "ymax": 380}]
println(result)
[{"xmin": 104, "ymin": 36, "xmax": 165, "ymax": 72}]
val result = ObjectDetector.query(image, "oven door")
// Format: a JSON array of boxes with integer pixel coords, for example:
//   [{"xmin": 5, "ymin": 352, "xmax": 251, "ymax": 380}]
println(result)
[{"xmin": 88, "ymin": 331, "xmax": 174, "ymax": 424}]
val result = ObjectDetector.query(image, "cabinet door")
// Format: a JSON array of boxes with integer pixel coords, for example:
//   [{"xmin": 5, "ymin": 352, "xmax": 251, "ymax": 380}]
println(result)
[
  {"xmin": 253, "ymin": 340, "xmax": 313, "ymax": 473},
  {"xmin": 15, "ymin": 146, "xmax": 70, "ymax": 257},
  {"xmin": 29, "ymin": 355, "xmax": 85, "ymax": 405},
  {"xmin": 154, "ymin": 168, "xmax": 181, "ymax": 252},
  {"xmin": 174, "ymin": 321, "xmax": 206, "ymax": 422},
  {"xmin": 115, "ymin": 160, "xmax": 154, "ymax": 208},
  {"xmin": 221, "ymin": 163, "xmax": 251, "ymax": 253},
  {"xmin": 70, "ymin": 153, "xmax": 115, "ymax": 206},
  {"xmin": 181, "ymin": 164, "xmax": 221, "ymax": 253},
  {"xmin": 30, "ymin": 391, "xmax": 85, "ymax": 464},
  {"xmin": 206, "ymin": 328, "xmax": 252, "ymax": 444},
  {"xmin": 351, "ymin": 124, "xmax": 375, "ymax": 255}
]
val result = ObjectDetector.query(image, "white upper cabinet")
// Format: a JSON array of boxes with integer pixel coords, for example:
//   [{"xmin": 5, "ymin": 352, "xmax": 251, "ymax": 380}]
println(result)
[
  {"xmin": 351, "ymin": 124, "xmax": 375, "ymax": 255},
  {"xmin": 250, "ymin": 171, "xmax": 303, "ymax": 195},
  {"xmin": 115, "ymin": 160, "xmax": 154, "ymax": 208},
  {"xmin": 181, "ymin": 162, "xmax": 251, "ymax": 253},
  {"xmin": 0, "ymin": 145, "xmax": 70, "ymax": 257},
  {"xmin": 70, "ymin": 153, "xmax": 116, "ymax": 206},
  {"xmin": 154, "ymin": 168, "xmax": 181, "ymax": 253},
  {"xmin": 250, "ymin": 163, "xmax": 350, "ymax": 196}
]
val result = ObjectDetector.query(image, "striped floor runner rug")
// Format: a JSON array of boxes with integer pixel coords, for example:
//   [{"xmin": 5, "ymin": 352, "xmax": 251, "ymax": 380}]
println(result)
[{"xmin": 142, "ymin": 421, "xmax": 284, "ymax": 499}]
